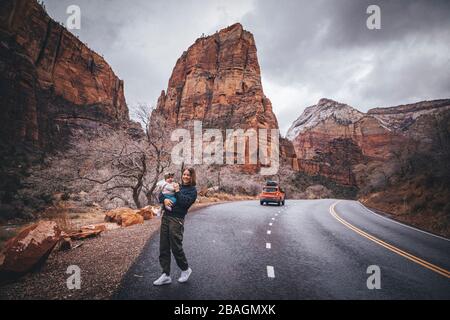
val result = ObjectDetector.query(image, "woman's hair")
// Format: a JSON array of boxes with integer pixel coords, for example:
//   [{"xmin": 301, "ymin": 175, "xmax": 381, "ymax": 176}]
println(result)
[{"xmin": 182, "ymin": 167, "xmax": 196, "ymax": 186}]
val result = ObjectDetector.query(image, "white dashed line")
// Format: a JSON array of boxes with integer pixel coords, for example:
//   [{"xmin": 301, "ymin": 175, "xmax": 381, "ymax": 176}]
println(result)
[
  {"xmin": 267, "ymin": 266, "xmax": 275, "ymax": 278},
  {"xmin": 269, "ymin": 222, "xmax": 273, "ymax": 226},
  {"xmin": 267, "ymin": 230, "xmax": 271, "ymax": 235},
  {"xmin": 271, "ymin": 217, "xmax": 275, "ymax": 221},
  {"xmin": 266, "ymin": 242, "xmax": 271, "ymax": 249},
  {"xmin": 275, "ymin": 213, "xmax": 278, "ymax": 216}
]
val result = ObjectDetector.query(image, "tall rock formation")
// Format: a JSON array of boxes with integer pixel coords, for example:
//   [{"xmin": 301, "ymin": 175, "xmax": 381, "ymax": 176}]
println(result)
[
  {"xmin": 152, "ymin": 23, "xmax": 278, "ymax": 131},
  {"xmin": 151, "ymin": 23, "xmax": 280, "ymax": 173},
  {"xmin": 0, "ymin": 0, "xmax": 140, "ymax": 219},
  {"xmin": 0, "ymin": 0, "xmax": 130, "ymax": 150}
]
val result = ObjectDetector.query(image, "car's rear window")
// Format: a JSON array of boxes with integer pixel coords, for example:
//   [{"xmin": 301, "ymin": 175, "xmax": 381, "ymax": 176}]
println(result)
[{"xmin": 263, "ymin": 187, "xmax": 277, "ymax": 192}]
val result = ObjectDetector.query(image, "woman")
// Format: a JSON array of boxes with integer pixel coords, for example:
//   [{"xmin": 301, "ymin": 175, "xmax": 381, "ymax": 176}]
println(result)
[{"xmin": 153, "ymin": 167, "xmax": 197, "ymax": 286}]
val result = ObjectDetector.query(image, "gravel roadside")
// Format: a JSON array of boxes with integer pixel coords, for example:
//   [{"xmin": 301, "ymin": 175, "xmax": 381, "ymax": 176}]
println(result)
[{"xmin": 0, "ymin": 218, "xmax": 161, "ymax": 300}]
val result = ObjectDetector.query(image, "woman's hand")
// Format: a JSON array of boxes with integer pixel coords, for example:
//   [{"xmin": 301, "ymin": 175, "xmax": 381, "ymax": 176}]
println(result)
[
  {"xmin": 173, "ymin": 183, "xmax": 180, "ymax": 193},
  {"xmin": 164, "ymin": 199, "xmax": 173, "ymax": 207}
]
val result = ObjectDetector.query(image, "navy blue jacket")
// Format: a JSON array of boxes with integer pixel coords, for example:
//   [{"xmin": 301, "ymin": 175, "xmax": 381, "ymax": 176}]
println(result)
[{"xmin": 159, "ymin": 185, "xmax": 197, "ymax": 219}]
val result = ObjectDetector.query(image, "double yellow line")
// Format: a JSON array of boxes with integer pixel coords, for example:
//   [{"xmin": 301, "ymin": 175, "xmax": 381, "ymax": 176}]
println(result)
[{"xmin": 329, "ymin": 201, "xmax": 450, "ymax": 279}]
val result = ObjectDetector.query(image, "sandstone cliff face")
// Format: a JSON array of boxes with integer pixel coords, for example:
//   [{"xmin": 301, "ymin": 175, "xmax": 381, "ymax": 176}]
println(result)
[
  {"xmin": 151, "ymin": 23, "xmax": 280, "ymax": 174},
  {"xmin": 286, "ymin": 98, "xmax": 450, "ymax": 186},
  {"xmin": 0, "ymin": 0, "xmax": 141, "ymax": 220},
  {"xmin": 153, "ymin": 23, "xmax": 278, "ymax": 131},
  {"xmin": 279, "ymin": 137, "xmax": 297, "ymax": 166},
  {"xmin": 0, "ymin": 0, "xmax": 129, "ymax": 149}
]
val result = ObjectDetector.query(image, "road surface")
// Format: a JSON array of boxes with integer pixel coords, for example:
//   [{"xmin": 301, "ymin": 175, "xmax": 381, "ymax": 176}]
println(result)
[{"xmin": 115, "ymin": 199, "xmax": 450, "ymax": 299}]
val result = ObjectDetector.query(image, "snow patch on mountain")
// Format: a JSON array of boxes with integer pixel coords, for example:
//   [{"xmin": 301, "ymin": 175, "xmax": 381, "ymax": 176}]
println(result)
[
  {"xmin": 369, "ymin": 102, "xmax": 450, "ymax": 131},
  {"xmin": 286, "ymin": 98, "xmax": 364, "ymax": 140}
]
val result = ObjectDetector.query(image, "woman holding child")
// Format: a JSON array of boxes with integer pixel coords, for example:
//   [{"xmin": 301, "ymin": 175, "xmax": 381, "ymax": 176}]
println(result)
[{"xmin": 153, "ymin": 167, "xmax": 197, "ymax": 286}]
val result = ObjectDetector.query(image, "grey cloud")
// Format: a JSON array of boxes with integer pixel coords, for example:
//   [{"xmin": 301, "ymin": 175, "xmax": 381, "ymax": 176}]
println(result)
[{"xmin": 42, "ymin": 0, "xmax": 450, "ymax": 135}]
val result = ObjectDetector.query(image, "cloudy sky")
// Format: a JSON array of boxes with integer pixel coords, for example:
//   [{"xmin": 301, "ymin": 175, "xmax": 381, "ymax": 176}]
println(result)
[{"xmin": 43, "ymin": 0, "xmax": 450, "ymax": 135}]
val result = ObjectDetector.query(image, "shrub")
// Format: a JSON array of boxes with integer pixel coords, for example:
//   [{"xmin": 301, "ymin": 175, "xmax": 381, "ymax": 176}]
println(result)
[
  {"xmin": 61, "ymin": 192, "xmax": 70, "ymax": 201},
  {"xmin": 39, "ymin": 193, "xmax": 53, "ymax": 204}
]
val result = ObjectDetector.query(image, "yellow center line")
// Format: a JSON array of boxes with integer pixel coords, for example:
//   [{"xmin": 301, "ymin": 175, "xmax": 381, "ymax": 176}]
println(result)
[{"xmin": 329, "ymin": 201, "xmax": 450, "ymax": 279}]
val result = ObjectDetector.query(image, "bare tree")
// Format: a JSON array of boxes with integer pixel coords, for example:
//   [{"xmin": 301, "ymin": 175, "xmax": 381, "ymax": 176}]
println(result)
[
  {"xmin": 135, "ymin": 104, "xmax": 173, "ymax": 204},
  {"xmin": 21, "ymin": 104, "xmax": 175, "ymax": 212},
  {"xmin": 64, "ymin": 103, "xmax": 175, "ymax": 208},
  {"xmin": 71, "ymin": 131, "xmax": 149, "ymax": 208}
]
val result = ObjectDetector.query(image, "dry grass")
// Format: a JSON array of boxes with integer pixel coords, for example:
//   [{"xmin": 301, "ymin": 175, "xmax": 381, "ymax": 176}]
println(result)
[
  {"xmin": 361, "ymin": 182, "xmax": 450, "ymax": 238},
  {"xmin": 39, "ymin": 203, "xmax": 76, "ymax": 233},
  {"xmin": 37, "ymin": 201, "xmax": 106, "ymax": 233},
  {"xmin": 196, "ymin": 192, "xmax": 257, "ymax": 204}
]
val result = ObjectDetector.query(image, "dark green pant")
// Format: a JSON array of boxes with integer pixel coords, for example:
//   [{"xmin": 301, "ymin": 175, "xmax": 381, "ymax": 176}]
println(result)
[{"xmin": 159, "ymin": 215, "xmax": 189, "ymax": 275}]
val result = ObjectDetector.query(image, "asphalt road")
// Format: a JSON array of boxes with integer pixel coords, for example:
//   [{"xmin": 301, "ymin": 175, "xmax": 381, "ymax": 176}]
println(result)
[{"xmin": 115, "ymin": 199, "xmax": 450, "ymax": 299}]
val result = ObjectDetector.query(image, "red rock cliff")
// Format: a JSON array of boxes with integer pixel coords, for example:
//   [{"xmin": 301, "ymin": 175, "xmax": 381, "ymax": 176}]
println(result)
[
  {"xmin": 153, "ymin": 23, "xmax": 278, "ymax": 131},
  {"xmin": 286, "ymin": 98, "xmax": 450, "ymax": 186},
  {"xmin": 0, "ymin": 0, "xmax": 129, "ymax": 148}
]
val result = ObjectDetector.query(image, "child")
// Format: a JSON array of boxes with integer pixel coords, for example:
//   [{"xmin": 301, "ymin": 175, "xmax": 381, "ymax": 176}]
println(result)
[{"xmin": 157, "ymin": 172, "xmax": 177, "ymax": 212}]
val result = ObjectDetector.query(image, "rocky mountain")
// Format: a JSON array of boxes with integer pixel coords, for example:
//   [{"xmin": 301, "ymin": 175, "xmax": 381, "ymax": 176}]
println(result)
[
  {"xmin": 150, "ymin": 23, "xmax": 282, "ymax": 174},
  {"xmin": 286, "ymin": 98, "xmax": 364, "ymax": 141},
  {"xmin": 0, "ymin": 0, "xmax": 142, "ymax": 220},
  {"xmin": 152, "ymin": 23, "xmax": 278, "ymax": 131},
  {"xmin": 0, "ymin": 0, "xmax": 131, "ymax": 150},
  {"xmin": 286, "ymin": 98, "xmax": 450, "ymax": 186}
]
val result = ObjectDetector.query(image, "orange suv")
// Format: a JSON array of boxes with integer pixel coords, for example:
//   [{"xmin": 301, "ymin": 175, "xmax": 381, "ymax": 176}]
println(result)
[{"xmin": 259, "ymin": 181, "xmax": 285, "ymax": 206}]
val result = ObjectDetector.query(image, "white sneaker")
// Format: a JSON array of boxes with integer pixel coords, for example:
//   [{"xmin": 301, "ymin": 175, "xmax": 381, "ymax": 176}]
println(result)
[
  {"xmin": 178, "ymin": 267, "xmax": 192, "ymax": 283},
  {"xmin": 153, "ymin": 273, "xmax": 172, "ymax": 286}
]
